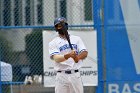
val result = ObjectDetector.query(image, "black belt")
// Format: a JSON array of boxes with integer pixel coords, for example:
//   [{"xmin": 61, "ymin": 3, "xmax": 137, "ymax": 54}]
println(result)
[{"xmin": 57, "ymin": 70, "xmax": 79, "ymax": 74}]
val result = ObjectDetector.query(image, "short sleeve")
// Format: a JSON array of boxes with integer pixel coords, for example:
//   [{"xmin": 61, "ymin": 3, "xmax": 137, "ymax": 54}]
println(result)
[
  {"xmin": 78, "ymin": 37, "xmax": 87, "ymax": 53},
  {"xmin": 49, "ymin": 41, "xmax": 60, "ymax": 59}
]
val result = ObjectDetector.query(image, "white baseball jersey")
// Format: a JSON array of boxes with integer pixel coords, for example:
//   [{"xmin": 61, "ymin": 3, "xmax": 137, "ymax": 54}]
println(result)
[{"xmin": 49, "ymin": 34, "xmax": 87, "ymax": 71}]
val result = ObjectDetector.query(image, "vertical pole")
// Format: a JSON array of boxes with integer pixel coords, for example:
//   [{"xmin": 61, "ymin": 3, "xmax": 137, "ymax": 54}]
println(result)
[
  {"xmin": 92, "ymin": 0, "xmax": 106, "ymax": 92},
  {"xmin": 100, "ymin": 0, "xmax": 107, "ymax": 93},
  {"xmin": 0, "ymin": 44, "xmax": 2, "ymax": 93}
]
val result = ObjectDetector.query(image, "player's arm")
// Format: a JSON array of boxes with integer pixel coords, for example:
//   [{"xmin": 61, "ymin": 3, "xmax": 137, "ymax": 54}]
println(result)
[
  {"xmin": 73, "ymin": 51, "xmax": 88, "ymax": 63},
  {"xmin": 52, "ymin": 50, "xmax": 76, "ymax": 63},
  {"xmin": 52, "ymin": 55, "xmax": 66, "ymax": 62},
  {"xmin": 73, "ymin": 37, "xmax": 88, "ymax": 63},
  {"xmin": 77, "ymin": 51, "xmax": 88, "ymax": 60}
]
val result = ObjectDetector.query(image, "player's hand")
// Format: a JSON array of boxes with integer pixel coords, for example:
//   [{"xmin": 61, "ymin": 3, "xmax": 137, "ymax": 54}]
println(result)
[
  {"xmin": 69, "ymin": 50, "xmax": 77, "ymax": 58},
  {"xmin": 64, "ymin": 50, "xmax": 76, "ymax": 59},
  {"xmin": 69, "ymin": 50, "xmax": 79, "ymax": 63},
  {"xmin": 73, "ymin": 55, "xmax": 79, "ymax": 63}
]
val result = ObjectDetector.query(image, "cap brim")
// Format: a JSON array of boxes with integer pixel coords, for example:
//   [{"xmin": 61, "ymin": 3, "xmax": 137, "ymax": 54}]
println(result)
[{"xmin": 54, "ymin": 21, "xmax": 61, "ymax": 26}]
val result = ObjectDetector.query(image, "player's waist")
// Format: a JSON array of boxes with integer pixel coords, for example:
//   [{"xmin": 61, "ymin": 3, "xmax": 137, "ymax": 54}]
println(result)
[{"xmin": 57, "ymin": 69, "xmax": 79, "ymax": 74}]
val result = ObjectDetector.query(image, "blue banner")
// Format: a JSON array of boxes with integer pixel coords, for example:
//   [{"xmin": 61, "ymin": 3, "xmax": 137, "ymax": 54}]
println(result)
[{"xmin": 96, "ymin": 0, "xmax": 140, "ymax": 93}]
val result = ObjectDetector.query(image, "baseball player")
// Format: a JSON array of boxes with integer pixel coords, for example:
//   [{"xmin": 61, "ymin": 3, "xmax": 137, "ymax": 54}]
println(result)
[{"xmin": 49, "ymin": 17, "xmax": 88, "ymax": 93}]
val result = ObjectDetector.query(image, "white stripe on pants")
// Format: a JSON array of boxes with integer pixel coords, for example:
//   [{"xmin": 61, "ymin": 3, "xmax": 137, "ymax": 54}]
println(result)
[{"xmin": 55, "ymin": 72, "xmax": 84, "ymax": 93}]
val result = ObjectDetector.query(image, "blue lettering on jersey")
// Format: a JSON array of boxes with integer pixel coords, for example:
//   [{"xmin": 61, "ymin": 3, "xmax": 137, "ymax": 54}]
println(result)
[{"xmin": 59, "ymin": 44, "xmax": 77, "ymax": 52}]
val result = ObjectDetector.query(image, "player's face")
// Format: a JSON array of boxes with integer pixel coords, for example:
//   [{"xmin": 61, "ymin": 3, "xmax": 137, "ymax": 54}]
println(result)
[
  {"xmin": 55, "ymin": 23, "xmax": 65, "ymax": 35},
  {"xmin": 56, "ymin": 24, "xmax": 62, "ymax": 29}
]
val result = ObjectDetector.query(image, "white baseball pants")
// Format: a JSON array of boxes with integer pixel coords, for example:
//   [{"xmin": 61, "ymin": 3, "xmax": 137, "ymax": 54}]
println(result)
[{"xmin": 55, "ymin": 71, "xmax": 84, "ymax": 93}]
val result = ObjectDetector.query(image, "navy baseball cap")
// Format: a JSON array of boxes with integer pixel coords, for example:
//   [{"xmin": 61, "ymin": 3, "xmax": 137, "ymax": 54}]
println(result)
[{"xmin": 54, "ymin": 17, "xmax": 68, "ymax": 27}]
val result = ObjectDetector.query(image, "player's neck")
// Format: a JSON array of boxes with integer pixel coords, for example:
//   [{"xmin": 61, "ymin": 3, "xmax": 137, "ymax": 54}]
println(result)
[
  {"xmin": 59, "ymin": 34, "xmax": 66, "ymax": 39},
  {"xmin": 59, "ymin": 34, "xmax": 71, "ymax": 40}
]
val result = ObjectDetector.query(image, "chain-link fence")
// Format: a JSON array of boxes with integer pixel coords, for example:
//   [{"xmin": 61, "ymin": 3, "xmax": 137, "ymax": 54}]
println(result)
[{"xmin": 0, "ymin": 0, "xmax": 97, "ymax": 93}]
